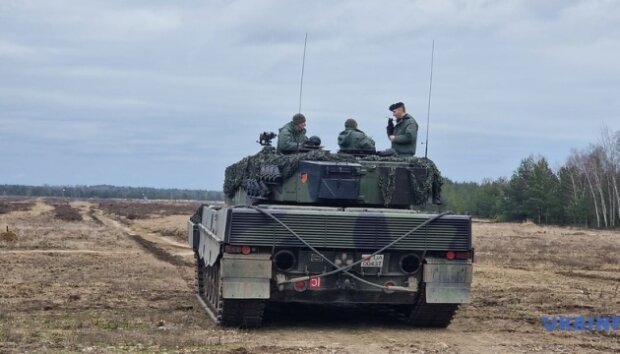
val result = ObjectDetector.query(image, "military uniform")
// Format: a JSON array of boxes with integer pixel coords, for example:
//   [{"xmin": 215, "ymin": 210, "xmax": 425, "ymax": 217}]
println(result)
[
  {"xmin": 338, "ymin": 128, "xmax": 376, "ymax": 153},
  {"xmin": 277, "ymin": 121, "xmax": 308, "ymax": 154},
  {"xmin": 391, "ymin": 113, "xmax": 418, "ymax": 156}
]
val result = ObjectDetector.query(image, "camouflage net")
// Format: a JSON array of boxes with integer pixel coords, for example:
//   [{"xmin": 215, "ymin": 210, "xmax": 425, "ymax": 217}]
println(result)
[
  {"xmin": 378, "ymin": 166, "xmax": 396, "ymax": 205},
  {"xmin": 224, "ymin": 147, "xmax": 357, "ymax": 197},
  {"xmin": 223, "ymin": 148, "xmax": 442, "ymax": 203},
  {"xmin": 375, "ymin": 157, "xmax": 442, "ymax": 205},
  {"xmin": 409, "ymin": 159, "xmax": 442, "ymax": 205}
]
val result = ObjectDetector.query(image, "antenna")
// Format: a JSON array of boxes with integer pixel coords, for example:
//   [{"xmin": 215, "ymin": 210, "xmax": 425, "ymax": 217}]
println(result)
[
  {"xmin": 298, "ymin": 33, "xmax": 308, "ymax": 113},
  {"xmin": 424, "ymin": 40, "xmax": 434, "ymax": 159}
]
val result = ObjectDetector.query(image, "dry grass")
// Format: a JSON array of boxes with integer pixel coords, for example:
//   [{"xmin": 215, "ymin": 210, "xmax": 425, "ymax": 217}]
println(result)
[
  {"xmin": 131, "ymin": 215, "xmax": 189, "ymax": 242},
  {"xmin": 451, "ymin": 221, "xmax": 620, "ymax": 340},
  {"xmin": 0, "ymin": 200, "xmax": 232, "ymax": 354},
  {"xmin": 51, "ymin": 202, "xmax": 83, "ymax": 222},
  {"xmin": 473, "ymin": 221, "xmax": 620, "ymax": 271},
  {"xmin": 0, "ymin": 199, "xmax": 619, "ymax": 353},
  {"xmin": 0, "ymin": 198, "xmax": 35, "ymax": 215},
  {"xmin": 0, "ymin": 228, "xmax": 17, "ymax": 242},
  {"xmin": 97, "ymin": 199, "xmax": 201, "ymax": 220}
]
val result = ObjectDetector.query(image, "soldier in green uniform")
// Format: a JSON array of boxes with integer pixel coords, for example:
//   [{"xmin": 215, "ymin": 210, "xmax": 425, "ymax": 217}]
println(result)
[
  {"xmin": 386, "ymin": 102, "xmax": 418, "ymax": 156},
  {"xmin": 277, "ymin": 113, "xmax": 309, "ymax": 154},
  {"xmin": 386, "ymin": 102, "xmax": 440, "ymax": 203},
  {"xmin": 337, "ymin": 118, "xmax": 376, "ymax": 154}
]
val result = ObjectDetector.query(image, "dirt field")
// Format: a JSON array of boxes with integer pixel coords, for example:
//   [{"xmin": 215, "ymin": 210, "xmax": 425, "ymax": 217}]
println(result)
[{"xmin": 1, "ymin": 198, "xmax": 618, "ymax": 353}]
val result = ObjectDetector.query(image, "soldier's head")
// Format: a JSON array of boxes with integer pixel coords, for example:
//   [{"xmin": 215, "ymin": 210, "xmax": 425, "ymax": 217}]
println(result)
[
  {"xmin": 292, "ymin": 113, "xmax": 306, "ymax": 130},
  {"xmin": 344, "ymin": 118, "xmax": 357, "ymax": 129},
  {"xmin": 389, "ymin": 102, "xmax": 406, "ymax": 120}
]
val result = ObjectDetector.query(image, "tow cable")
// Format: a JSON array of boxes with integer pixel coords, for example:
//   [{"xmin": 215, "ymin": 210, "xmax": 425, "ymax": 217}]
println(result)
[{"xmin": 249, "ymin": 206, "xmax": 449, "ymax": 293}]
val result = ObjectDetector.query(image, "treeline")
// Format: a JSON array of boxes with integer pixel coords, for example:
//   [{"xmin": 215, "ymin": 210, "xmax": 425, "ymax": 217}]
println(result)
[
  {"xmin": 443, "ymin": 128, "xmax": 620, "ymax": 228},
  {"xmin": 0, "ymin": 184, "xmax": 224, "ymax": 201}
]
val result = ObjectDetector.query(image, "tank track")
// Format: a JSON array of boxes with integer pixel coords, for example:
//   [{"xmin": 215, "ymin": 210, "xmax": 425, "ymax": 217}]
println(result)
[
  {"xmin": 403, "ymin": 284, "xmax": 459, "ymax": 328},
  {"xmin": 194, "ymin": 252, "xmax": 265, "ymax": 327},
  {"xmin": 195, "ymin": 252, "xmax": 205, "ymax": 294}
]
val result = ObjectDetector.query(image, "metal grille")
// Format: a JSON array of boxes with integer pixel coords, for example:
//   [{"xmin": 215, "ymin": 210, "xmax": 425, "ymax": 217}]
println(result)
[{"xmin": 227, "ymin": 209, "xmax": 471, "ymax": 251}]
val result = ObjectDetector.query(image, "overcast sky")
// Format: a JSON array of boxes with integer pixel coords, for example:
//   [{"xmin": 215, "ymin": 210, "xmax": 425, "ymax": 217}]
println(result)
[{"xmin": 1, "ymin": 0, "xmax": 619, "ymax": 190}]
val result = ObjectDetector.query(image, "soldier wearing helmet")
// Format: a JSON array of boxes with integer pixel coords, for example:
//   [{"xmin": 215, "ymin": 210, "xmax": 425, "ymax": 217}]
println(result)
[
  {"xmin": 337, "ymin": 118, "xmax": 376, "ymax": 154},
  {"xmin": 277, "ymin": 113, "xmax": 309, "ymax": 154},
  {"xmin": 387, "ymin": 102, "xmax": 418, "ymax": 156}
]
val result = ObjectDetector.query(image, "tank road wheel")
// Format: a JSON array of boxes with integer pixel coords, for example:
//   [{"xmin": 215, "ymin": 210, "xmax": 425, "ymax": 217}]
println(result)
[
  {"xmin": 200, "ymin": 257, "xmax": 224, "ymax": 324},
  {"xmin": 204, "ymin": 260, "xmax": 219, "ymax": 308},
  {"xmin": 194, "ymin": 254, "xmax": 222, "ymax": 324},
  {"xmin": 399, "ymin": 284, "xmax": 459, "ymax": 328},
  {"xmin": 195, "ymin": 252, "xmax": 205, "ymax": 294}
]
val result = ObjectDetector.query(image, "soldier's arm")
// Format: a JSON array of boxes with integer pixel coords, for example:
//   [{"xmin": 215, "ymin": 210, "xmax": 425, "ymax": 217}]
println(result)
[
  {"xmin": 364, "ymin": 136, "xmax": 376, "ymax": 151},
  {"xmin": 338, "ymin": 133, "xmax": 348, "ymax": 149},
  {"xmin": 409, "ymin": 121, "xmax": 419, "ymax": 140},
  {"xmin": 359, "ymin": 139, "xmax": 375, "ymax": 152},
  {"xmin": 277, "ymin": 129, "xmax": 299, "ymax": 153},
  {"xmin": 392, "ymin": 122, "xmax": 418, "ymax": 144},
  {"xmin": 355, "ymin": 131, "xmax": 374, "ymax": 151},
  {"xmin": 391, "ymin": 131, "xmax": 412, "ymax": 144}
]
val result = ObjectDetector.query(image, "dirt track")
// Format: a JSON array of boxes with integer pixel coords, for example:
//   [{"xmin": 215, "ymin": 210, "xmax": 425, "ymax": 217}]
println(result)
[{"xmin": 0, "ymin": 198, "xmax": 619, "ymax": 353}]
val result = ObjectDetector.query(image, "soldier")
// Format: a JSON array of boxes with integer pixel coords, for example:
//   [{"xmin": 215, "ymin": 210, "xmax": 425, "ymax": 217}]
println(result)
[
  {"xmin": 386, "ymin": 102, "xmax": 418, "ymax": 156},
  {"xmin": 337, "ymin": 118, "xmax": 376, "ymax": 154},
  {"xmin": 277, "ymin": 113, "xmax": 309, "ymax": 154}
]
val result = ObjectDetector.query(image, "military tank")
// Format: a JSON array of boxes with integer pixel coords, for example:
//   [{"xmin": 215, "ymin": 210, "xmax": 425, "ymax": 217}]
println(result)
[{"xmin": 188, "ymin": 132, "xmax": 473, "ymax": 327}]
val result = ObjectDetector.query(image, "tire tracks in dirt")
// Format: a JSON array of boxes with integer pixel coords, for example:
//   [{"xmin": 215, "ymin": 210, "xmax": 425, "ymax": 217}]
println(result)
[
  {"xmin": 92, "ymin": 208, "xmax": 193, "ymax": 268},
  {"xmin": 0, "ymin": 249, "xmax": 134, "ymax": 254},
  {"xmin": 129, "ymin": 233, "xmax": 192, "ymax": 267}
]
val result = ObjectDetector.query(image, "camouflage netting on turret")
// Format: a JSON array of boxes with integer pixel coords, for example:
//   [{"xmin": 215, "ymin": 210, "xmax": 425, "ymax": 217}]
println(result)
[
  {"xmin": 375, "ymin": 158, "xmax": 442, "ymax": 205},
  {"xmin": 223, "ymin": 147, "xmax": 442, "ymax": 203},
  {"xmin": 224, "ymin": 147, "xmax": 354, "ymax": 197}
]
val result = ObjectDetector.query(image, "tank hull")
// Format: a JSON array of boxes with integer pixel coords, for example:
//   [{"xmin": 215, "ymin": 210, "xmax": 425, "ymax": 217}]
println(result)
[{"xmin": 188, "ymin": 204, "xmax": 473, "ymax": 327}]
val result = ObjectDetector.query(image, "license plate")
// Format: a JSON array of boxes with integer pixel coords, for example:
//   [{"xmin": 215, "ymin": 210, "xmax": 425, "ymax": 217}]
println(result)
[{"xmin": 361, "ymin": 254, "xmax": 384, "ymax": 268}]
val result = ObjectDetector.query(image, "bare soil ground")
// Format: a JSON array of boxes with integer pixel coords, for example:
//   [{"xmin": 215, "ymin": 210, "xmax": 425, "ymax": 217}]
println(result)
[{"xmin": 0, "ymin": 198, "xmax": 618, "ymax": 353}]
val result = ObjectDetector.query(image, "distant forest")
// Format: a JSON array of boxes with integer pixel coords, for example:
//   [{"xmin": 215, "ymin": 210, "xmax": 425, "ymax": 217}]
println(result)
[
  {"xmin": 443, "ymin": 128, "xmax": 620, "ymax": 228},
  {"xmin": 0, "ymin": 184, "xmax": 224, "ymax": 201}
]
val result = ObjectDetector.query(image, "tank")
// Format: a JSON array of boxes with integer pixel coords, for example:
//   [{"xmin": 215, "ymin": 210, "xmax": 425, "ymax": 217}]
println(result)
[{"xmin": 188, "ymin": 132, "xmax": 473, "ymax": 327}]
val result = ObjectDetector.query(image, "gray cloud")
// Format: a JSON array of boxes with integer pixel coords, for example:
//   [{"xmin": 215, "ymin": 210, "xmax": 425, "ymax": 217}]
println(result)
[{"xmin": 0, "ymin": 0, "xmax": 619, "ymax": 189}]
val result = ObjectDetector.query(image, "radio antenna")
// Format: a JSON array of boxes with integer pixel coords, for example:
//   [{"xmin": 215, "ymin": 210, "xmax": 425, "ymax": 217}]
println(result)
[
  {"xmin": 298, "ymin": 33, "xmax": 308, "ymax": 113},
  {"xmin": 424, "ymin": 40, "xmax": 434, "ymax": 159}
]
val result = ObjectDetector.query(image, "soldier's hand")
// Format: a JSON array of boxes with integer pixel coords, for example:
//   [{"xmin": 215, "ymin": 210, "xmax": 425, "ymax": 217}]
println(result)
[{"xmin": 386, "ymin": 118, "xmax": 395, "ymax": 136}]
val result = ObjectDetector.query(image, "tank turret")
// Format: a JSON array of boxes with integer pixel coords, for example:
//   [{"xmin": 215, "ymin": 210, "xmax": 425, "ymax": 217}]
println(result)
[{"xmin": 223, "ymin": 133, "xmax": 442, "ymax": 208}]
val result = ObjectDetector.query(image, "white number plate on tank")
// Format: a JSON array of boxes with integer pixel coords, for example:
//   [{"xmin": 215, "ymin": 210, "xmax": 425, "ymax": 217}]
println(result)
[{"xmin": 361, "ymin": 254, "xmax": 384, "ymax": 268}]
